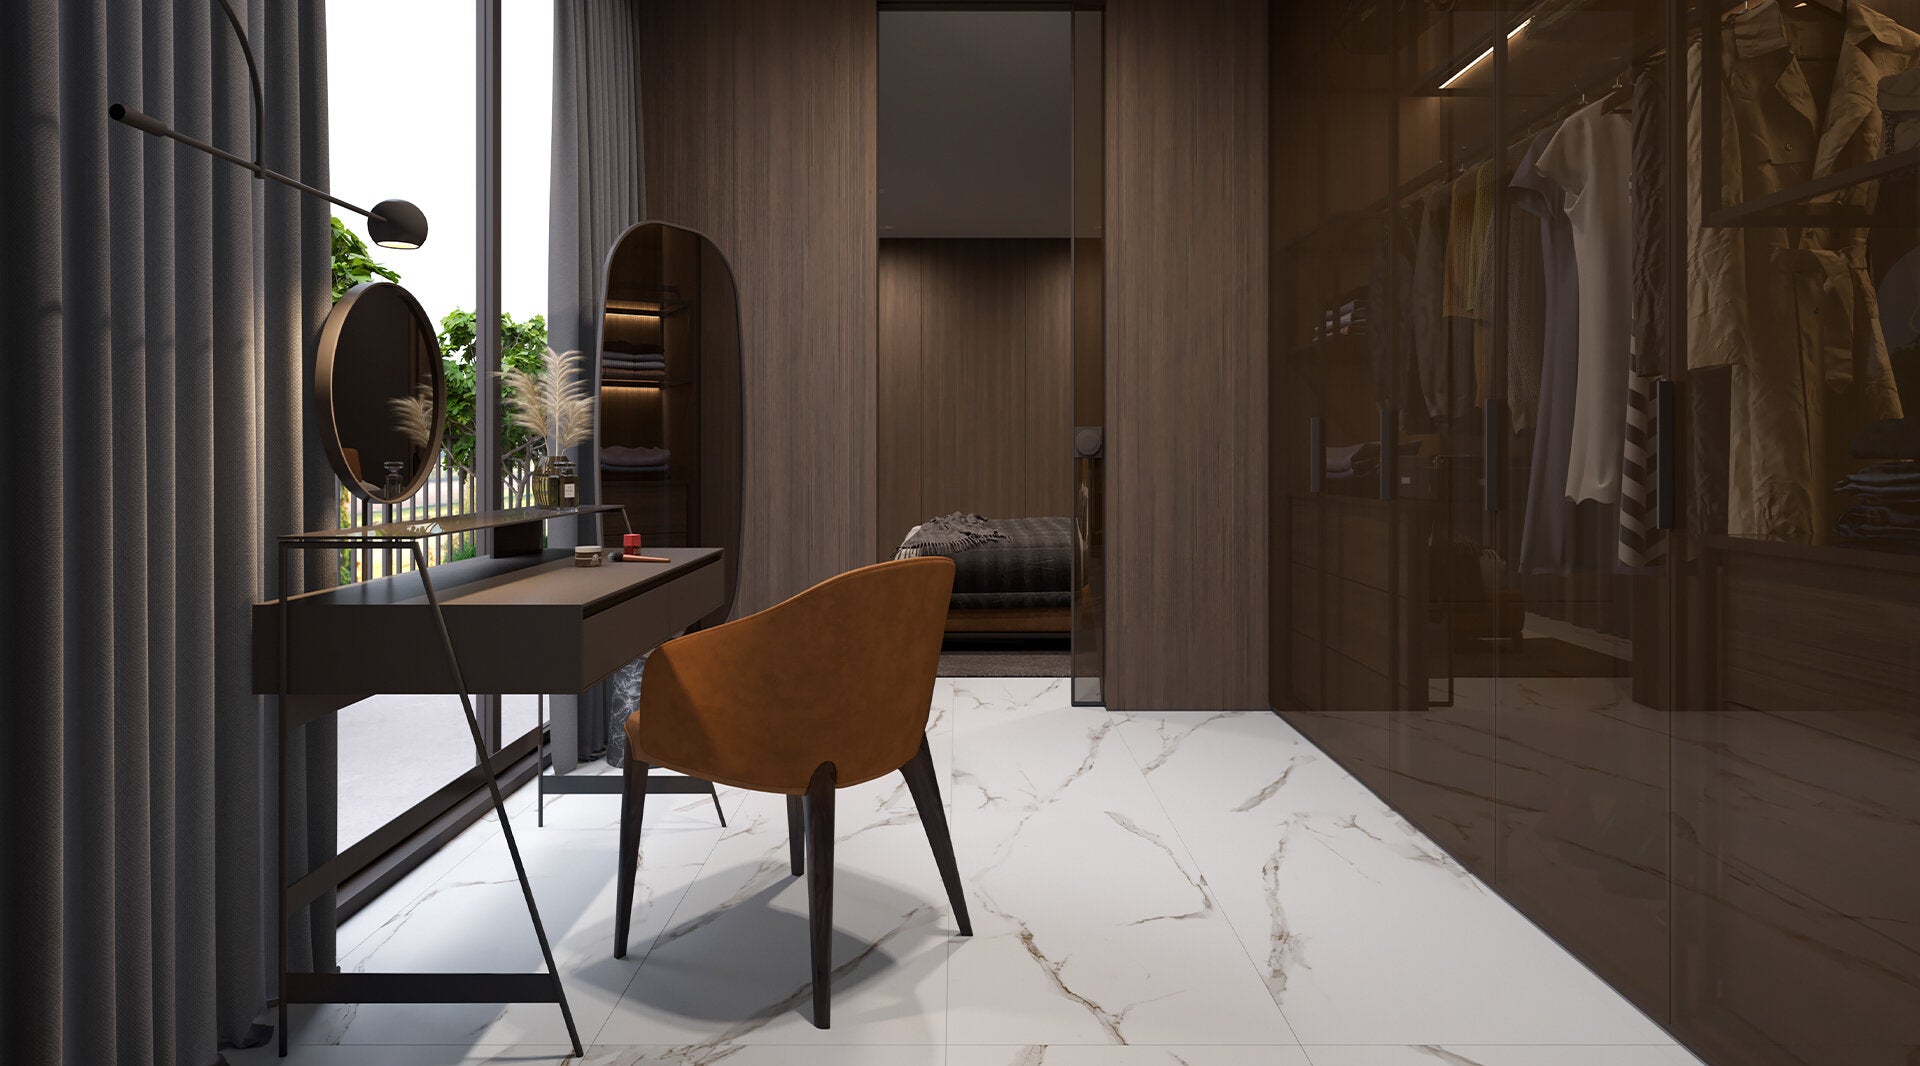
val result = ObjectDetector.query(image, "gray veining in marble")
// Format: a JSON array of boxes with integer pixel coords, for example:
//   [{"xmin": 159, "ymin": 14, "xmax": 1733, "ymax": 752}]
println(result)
[{"xmin": 236, "ymin": 677, "xmax": 1702, "ymax": 1066}]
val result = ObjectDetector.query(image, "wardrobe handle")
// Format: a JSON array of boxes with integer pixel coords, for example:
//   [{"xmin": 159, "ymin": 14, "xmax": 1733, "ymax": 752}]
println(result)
[
  {"xmin": 1380, "ymin": 406, "xmax": 1396, "ymax": 501},
  {"xmin": 1657, "ymin": 378, "xmax": 1679, "ymax": 531},
  {"xmin": 1309, "ymin": 416, "xmax": 1324, "ymax": 495},
  {"xmin": 1484, "ymin": 401, "xmax": 1503, "ymax": 513}
]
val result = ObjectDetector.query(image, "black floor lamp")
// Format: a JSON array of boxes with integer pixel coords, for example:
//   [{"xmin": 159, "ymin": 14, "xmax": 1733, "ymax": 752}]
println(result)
[{"xmin": 108, "ymin": 0, "xmax": 429, "ymax": 250}]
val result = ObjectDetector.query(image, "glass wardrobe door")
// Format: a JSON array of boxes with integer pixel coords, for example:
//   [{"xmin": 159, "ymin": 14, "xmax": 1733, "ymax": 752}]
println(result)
[
  {"xmin": 1672, "ymin": 2, "xmax": 1920, "ymax": 1059},
  {"xmin": 1277, "ymin": 3, "xmax": 1400, "ymax": 795},
  {"xmin": 1386, "ymin": 0, "xmax": 1503, "ymax": 882},
  {"xmin": 1489, "ymin": 0, "xmax": 1674, "ymax": 1016}
]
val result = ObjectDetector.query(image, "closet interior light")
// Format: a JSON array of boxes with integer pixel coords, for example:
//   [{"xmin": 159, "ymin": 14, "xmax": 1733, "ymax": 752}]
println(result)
[{"xmin": 1440, "ymin": 17, "xmax": 1533, "ymax": 90}]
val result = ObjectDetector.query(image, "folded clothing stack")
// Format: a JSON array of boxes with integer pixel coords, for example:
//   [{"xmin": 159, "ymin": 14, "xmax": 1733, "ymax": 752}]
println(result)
[
  {"xmin": 1324, "ymin": 439, "xmax": 1422, "ymax": 482},
  {"xmin": 601, "ymin": 444, "xmax": 671, "ymax": 473},
  {"xmin": 1837, "ymin": 419, "xmax": 1920, "ymax": 549},
  {"xmin": 1834, "ymin": 462, "xmax": 1920, "ymax": 549},
  {"xmin": 603, "ymin": 342, "xmax": 667, "ymax": 380}
]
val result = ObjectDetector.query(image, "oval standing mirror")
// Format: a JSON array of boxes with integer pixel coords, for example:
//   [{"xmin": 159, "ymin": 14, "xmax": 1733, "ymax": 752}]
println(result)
[
  {"xmin": 595, "ymin": 221, "xmax": 743, "ymax": 625},
  {"xmin": 315, "ymin": 281, "xmax": 446, "ymax": 506}
]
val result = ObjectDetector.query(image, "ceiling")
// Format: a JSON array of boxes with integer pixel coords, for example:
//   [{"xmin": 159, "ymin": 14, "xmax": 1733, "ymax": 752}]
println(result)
[{"xmin": 878, "ymin": 10, "xmax": 1073, "ymax": 239}]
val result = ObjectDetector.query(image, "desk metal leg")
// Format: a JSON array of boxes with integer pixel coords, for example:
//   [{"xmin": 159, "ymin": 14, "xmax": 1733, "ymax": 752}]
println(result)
[
  {"xmin": 411, "ymin": 543, "xmax": 583, "ymax": 1057},
  {"xmin": 276, "ymin": 542, "xmax": 291, "ymax": 1057},
  {"xmin": 536, "ymin": 693, "xmax": 545, "ymax": 827}
]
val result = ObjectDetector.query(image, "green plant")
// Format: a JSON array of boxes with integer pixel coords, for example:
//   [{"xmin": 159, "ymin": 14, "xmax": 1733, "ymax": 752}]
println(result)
[
  {"xmin": 330, "ymin": 216, "xmax": 400, "ymax": 301},
  {"xmin": 436, "ymin": 309, "xmax": 550, "ymax": 477}
]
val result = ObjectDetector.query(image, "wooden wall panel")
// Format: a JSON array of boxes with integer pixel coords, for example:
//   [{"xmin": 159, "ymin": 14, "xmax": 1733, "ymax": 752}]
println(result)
[
  {"xmin": 639, "ymin": 0, "xmax": 876, "ymax": 614},
  {"xmin": 877, "ymin": 238, "xmax": 1073, "ymax": 561},
  {"xmin": 1106, "ymin": 0, "xmax": 1269, "ymax": 709}
]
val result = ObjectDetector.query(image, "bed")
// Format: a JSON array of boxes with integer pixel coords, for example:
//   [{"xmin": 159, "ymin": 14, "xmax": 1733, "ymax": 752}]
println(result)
[{"xmin": 897, "ymin": 515, "xmax": 1072, "ymax": 633}]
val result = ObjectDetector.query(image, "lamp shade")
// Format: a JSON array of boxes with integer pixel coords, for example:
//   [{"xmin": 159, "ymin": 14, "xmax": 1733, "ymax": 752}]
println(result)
[{"xmin": 368, "ymin": 199, "xmax": 429, "ymax": 249}]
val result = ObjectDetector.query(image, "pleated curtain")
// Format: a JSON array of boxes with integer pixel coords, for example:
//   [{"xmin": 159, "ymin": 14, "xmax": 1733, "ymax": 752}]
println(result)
[
  {"xmin": 0, "ymin": 1, "xmax": 339, "ymax": 1063},
  {"xmin": 549, "ymin": 0, "xmax": 646, "ymax": 766}
]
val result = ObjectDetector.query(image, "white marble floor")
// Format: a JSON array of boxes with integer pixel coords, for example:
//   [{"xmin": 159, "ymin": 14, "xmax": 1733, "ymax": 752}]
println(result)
[{"xmin": 235, "ymin": 679, "xmax": 1703, "ymax": 1066}]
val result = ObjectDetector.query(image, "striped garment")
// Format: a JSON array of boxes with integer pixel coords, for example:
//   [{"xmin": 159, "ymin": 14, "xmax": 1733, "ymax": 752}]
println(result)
[{"xmin": 1618, "ymin": 372, "xmax": 1665, "ymax": 568}]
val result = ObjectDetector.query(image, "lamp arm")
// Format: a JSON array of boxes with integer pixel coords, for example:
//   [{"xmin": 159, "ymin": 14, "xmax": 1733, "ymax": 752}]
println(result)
[
  {"xmin": 106, "ymin": 104, "xmax": 386, "ymax": 223},
  {"xmin": 106, "ymin": 0, "xmax": 388, "ymax": 225},
  {"xmin": 212, "ymin": 0, "xmax": 264, "ymax": 177}
]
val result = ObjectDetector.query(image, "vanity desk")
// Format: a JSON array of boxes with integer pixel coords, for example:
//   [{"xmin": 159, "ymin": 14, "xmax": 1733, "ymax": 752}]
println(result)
[{"xmin": 252, "ymin": 505, "xmax": 723, "ymax": 1057}]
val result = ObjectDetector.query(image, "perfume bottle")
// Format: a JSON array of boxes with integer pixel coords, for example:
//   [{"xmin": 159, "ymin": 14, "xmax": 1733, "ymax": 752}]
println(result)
[
  {"xmin": 556, "ymin": 457, "xmax": 579, "ymax": 507},
  {"xmin": 382, "ymin": 460, "xmax": 406, "ymax": 500}
]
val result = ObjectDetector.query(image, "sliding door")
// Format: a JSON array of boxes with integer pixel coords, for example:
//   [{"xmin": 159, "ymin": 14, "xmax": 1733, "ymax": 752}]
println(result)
[{"xmin": 1671, "ymin": 1, "xmax": 1920, "ymax": 1059}]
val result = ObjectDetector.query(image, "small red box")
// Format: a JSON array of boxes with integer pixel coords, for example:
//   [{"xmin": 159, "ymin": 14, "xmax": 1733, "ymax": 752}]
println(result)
[{"xmin": 623, "ymin": 533, "xmax": 643, "ymax": 552}]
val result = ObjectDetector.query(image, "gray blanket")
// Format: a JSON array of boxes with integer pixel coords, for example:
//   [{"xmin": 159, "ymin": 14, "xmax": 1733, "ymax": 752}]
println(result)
[
  {"xmin": 897, "ymin": 515, "xmax": 1072, "ymax": 609},
  {"xmin": 895, "ymin": 512, "xmax": 1006, "ymax": 558}
]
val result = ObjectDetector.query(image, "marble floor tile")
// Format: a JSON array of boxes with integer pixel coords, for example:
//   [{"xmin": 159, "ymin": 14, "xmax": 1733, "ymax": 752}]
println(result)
[
  {"xmin": 1303, "ymin": 1047, "xmax": 1704, "ymax": 1066},
  {"xmin": 596, "ymin": 778, "xmax": 959, "ymax": 1047},
  {"xmin": 591, "ymin": 687, "xmax": 959, "ymax": 1050},
  {"xmin": 288, "ymin": 816, "xmax": 728, "ymax": 1048},
  {"xmin": 297, "ymin": 677, "xmax": 1700, "ymax": 1065},
  {"xmin": 949, "ymin": 1047, "xmax": 1314, "ymax": 1066},
  {"xmin": 227, "ymin": 1044, "xmax": 579, "ymax": 1066},
  {"xmin": 946, "ymin": 686, "xmax": 1297, "ymax": 1047},
  {"xmin": 1114, "ymin": 710, "xmax": 1681, "ymax": 1049},
  {"xmin": 585, "ymin": 1046, "xmax": 946, "ymax": 1065}
]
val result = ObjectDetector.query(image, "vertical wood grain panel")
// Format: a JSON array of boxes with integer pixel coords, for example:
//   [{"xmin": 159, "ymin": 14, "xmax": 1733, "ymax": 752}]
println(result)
[
  {"xmin": 876, "ymin": 240, "xmax": 925, "ymax": 562},
  {"xmin": 640, "ymin": 0, "xmax": 877, "ymax": 613},
  {"xmin": 1026, "ymin": 241, "xmax": 1073, "ymax": 518},
  {"xmin": 877, "ymin": 238, "xmax": 1073, "ymax": 560},
  {"xmin": 1106, "ymin": 0, "xmax": 1269, "ymax": 709}
]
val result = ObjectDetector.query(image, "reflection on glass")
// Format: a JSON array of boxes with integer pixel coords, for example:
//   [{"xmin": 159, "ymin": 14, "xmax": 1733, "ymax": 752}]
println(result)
[
  {"xmin": 596, "ymin": 222, "xmax": 743, "ymax": 626},
  {"xmin": 1070, "ymin": 6, "xmax": 1105, "ymax": 705},
  {"xmin": 317, "ymin": 282, "xmax": 445, "ymax": 506}
]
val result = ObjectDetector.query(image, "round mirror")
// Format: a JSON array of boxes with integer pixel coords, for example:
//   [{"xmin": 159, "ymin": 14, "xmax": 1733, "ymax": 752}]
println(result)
[{"xmin": 315, "ymin": 281, "xmax": 445, "ymax": 505}]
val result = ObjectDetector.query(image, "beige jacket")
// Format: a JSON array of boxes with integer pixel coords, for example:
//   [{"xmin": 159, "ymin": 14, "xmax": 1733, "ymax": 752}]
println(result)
[{"xmin": 1692, "ymin": 0, "xmax": 1916, "ymax": 541}]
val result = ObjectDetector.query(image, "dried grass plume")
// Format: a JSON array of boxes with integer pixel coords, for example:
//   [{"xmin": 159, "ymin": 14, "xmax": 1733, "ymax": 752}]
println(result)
[
  {"xmin": 387, "ymin": 383, "xmax": 437, "ymax": 450},
  {"xmin": 500, "ymin": 347, "xmax": 594, "ymax": 456}
]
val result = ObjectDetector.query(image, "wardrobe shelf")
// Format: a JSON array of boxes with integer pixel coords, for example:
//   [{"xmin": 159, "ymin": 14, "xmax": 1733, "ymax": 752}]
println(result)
[{"xmin": 605, "ymin": 297, "xmax": 689, "ymax": 316}]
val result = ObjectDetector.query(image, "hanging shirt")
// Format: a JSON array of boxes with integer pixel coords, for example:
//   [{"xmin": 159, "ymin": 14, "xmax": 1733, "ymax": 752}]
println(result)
[
  {"xmin": 1411, "ymin": 185, "xmax": 1452, "ymax": 422},
  {"xmin": 1539, "ymin": 98, "xmax": 1634, "ymax": 505},
  {"xmin": 1513, "ymin": 124, "xmax": 1585, "ymax": 573}
]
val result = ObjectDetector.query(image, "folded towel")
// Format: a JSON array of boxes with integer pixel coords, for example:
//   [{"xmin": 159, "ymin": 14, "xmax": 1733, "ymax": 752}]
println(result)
[
  {"xmin": 1836, "ymin": 502, "xmax": 1920, "ymax": 534},
  {"xmin": 1835, "ymin": 461, "xmax": 1920, "ymax": 501},
  {"xmin": 602, "ymin": 444, "xmax": 671, "ymax": 468},
  {"xmin": 895, "ymin": 512, "xmax": 1005, "ymax": 559}
]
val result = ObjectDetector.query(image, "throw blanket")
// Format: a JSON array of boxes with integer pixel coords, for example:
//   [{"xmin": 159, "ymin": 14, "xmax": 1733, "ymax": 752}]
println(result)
[{"xmin": 895, "ymin": 512, "xmax": 1006, "ymax": 559}]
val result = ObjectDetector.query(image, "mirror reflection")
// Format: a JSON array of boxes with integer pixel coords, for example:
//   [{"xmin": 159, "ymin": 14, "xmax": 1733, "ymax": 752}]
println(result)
[
  {"xmin": 596, "ymin": 221, "xmax": 743, "ymax": 625},
  {"xmin": 316, "ymin": 281, "xmax": 445, "ymax": 505}
]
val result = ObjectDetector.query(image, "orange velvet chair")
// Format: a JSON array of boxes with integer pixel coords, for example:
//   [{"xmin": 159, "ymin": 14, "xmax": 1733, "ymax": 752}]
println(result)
[{"xmin": 612, "ymin": 557, "xmax": 972, "ymax": 1028}]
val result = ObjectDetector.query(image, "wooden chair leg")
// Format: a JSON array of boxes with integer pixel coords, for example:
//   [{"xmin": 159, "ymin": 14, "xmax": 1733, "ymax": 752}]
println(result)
[
  {"xmin": 900, "ymin": 735, "xmax": 972, "ymax": 936},
  {"xmin": 614, "ymin": 758, "xmax": 650, "ymax": 959},
  {"xmin": 804, "ymin": 761, "xmax": 837, "ymax": 1028},
  {"xmin": 787, "ymin": 794, "xmax": 805, "ymax": 876}
]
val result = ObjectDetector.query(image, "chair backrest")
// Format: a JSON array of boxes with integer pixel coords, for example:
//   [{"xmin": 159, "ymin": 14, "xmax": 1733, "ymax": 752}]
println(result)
[{"xmin": 632, "ymin": 557, "xmax": 955, "ymax": 792}]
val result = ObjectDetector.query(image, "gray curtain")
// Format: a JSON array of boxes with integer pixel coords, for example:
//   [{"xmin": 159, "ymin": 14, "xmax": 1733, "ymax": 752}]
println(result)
[
  {"xmin": 0, "ymin": 1, "xmax": 338, "ymax": 1063},
  {"xmin": 549, "ymin": 0, "xmax": 646, "ymax": 767}
]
